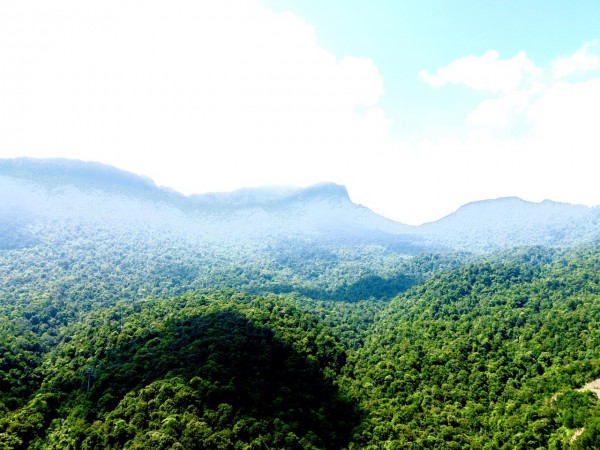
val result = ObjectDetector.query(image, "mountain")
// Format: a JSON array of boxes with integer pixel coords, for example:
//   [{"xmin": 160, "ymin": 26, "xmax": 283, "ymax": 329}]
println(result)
[
  {"xmin": 3, "ymin": 156, "xmax": 599, "ymax": 306},
  {"xmin": 1, "ymin": 245, "xmax": 598, "ymax": 449},
  {"xmin": 346, "ymin": 247, "xmax": 600, "ymax": 448},
  {"xmin": 418, "ymin": 197, "xmax": 600, "ymax": 251},
  {"xmin": 0, "ymin": 158, "xmax": 443, "ymax": 304},
  {"xmin": 0, "ymin": 157, "xmax": 164, "ymax": 199},
  {"xmin": 0, "ymin": 157, "xmax": 419, "ymax": 247},
  {"xmin": 1, "ymin": 157, "xmax": 599, "ymax": 448},
  {"xmin": 3, "ymin": 157, "xmax": 600, "ymax": 254}
]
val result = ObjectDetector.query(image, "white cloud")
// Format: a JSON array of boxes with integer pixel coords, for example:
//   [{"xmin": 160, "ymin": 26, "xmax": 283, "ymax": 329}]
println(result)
[
  {"xmin": 419, "ymin": 43, "xmax": 600, "ymax": 135},
  {"xmin": 467, "ymin": 93, "xmax": 529, "ymax": 128},
  {"xmin": 418, "ymin": 50, "xmax": 541, "ymax": 94},
  {"xmin": 404, "ymin": 43, "xmax": 600, "ymax": 224},
  {"xmin": 527, "ymin": 78, "xmax": 600, "ymax": 139},
  {"xmin": 552, "ymin": 41, "xmax": 600, "ymax": 79},
  {"xmin": 0, "ymin": 0, "xmax": 392, "ymax": 197},
  {"xmin": 2, "ymin": 2, "xmax": 599, "ymax": 226}
]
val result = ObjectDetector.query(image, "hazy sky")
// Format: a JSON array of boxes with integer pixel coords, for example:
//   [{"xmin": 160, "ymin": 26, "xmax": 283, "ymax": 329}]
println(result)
[{"xmin": 1, "ymin": 1, "xmax": 599, "ymax": 224}]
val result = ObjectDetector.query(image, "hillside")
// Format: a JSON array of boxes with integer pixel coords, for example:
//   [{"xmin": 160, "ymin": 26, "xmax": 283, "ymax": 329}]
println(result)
[
  {"xmin": 1, "ymin": 157, "xmax": 599, "ymax": 448},
  {"xmin": 0, "ymin": 292, "xmax": 361, "ymax": 449},
  {"xmin": 0, "ymin": 157, "xmax": 417, "ymax": 245},
  {"xmin": 344, "ymin": 246, "xmax": 600, "ymax": 448},
  {"xmin": 0, "ymin": 248, "xmax": 599, "ymax": 448},
  {"xmin": 419, "ymin": 197, "xmax": 600, "ymax": 252},
  {"xmin": 1, "ymin": 158, "xmax": 447, "ymax": 305},
  {"xmin": 3, "ymin": 158, "xmax": 600, "ymax": 254}
]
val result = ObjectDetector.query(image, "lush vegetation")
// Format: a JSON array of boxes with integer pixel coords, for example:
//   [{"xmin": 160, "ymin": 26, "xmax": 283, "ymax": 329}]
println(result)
[
  {"xmin": 344, "ymin": 246, "xmax": 600, "ymax": 448},
  {"xmin": 1, "ymin": 163, "xmax": 599, "ymax": 448},
  {"xmin": 1, "ymin": 241, "xmax": 599, "ymax": 448},
  {"xmin": 1, "ymin": 292, "xmax": 365, "ymax": 449}
]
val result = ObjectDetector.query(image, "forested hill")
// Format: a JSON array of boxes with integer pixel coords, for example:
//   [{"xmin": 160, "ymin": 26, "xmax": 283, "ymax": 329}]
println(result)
[
  {"xmin": 0, "ymin": 157, "xmax": 415, "ymax": 245},
  {"xmin": 0, "ymin": 246, "xmax": 598, "ymax": 448},
  {"xmin": 1, "ymin": 158, "xmax": 457, "ymax": 305},
  {"xmin": 2, "ymin": 157, "xmax": 600, "ymax": 253},
  {"xmin": 343, "ymin": 245, "xmax": 600, "ymax": 448},
  {"xmin": 419, "ymin": 197, "xmax": 600, "ymax": 252},
  {"xmin": 1, "ymin": 157, "xmax": 599, "ymax": 448}
]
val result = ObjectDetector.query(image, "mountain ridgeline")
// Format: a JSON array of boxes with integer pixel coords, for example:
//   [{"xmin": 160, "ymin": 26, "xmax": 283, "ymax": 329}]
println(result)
[
  {"xmin": 1, "ymin": 157, "xmax": 599, "ymax": 449},
  {"xmin": 2, "ymin": 157, "xmax": 600, "ymax": 252}
]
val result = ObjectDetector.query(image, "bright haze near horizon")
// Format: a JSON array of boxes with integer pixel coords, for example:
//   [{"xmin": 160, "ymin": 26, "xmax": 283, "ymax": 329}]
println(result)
[{"xmin": 1, "ymin": 1, "xmax": 599, "ymax": 225}]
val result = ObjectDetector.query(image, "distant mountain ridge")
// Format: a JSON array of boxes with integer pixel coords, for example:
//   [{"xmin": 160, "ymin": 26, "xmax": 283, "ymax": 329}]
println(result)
[
  {"xmin": 0, "ymin": 157, "xmax": 161, "ymax": 196},
  {"xmin": 420, "ymin": 196, "xmax": 600, "ymax": 251},
  {"xmin": 191, "ymin": 183, "xmax": 351, "ymax": 207},
  {"xmin": 0, "ymin": 158, "xmax": 352, "ymax": 207},
  {"xmin": 1, "ymin": 157, "xmax": 599, "ymax": 252}
]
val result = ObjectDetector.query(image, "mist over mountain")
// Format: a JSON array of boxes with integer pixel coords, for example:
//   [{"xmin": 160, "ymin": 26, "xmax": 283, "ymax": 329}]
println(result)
[
  {"xmin": 1, "ymin": 158, "xmax": 420, "ymax": 248},
  {"xmin": 2, "ymin": 157, "xmax": 599, "ymax": 253},
  {"xmin": 418, "ymin": 196, "xmax": 600, "ymax": 252},
  {"xmin": 1, "ymin": 156, "xmax": 600, "ymax": 301},
  {"xmin": 190, "ymin": 183, "xmax": 349, "ymax": 207},
  {"xmin": 1, "ymin": 157, "xmax": 599, "ymax": 448},
  {"xmin": 0, "ymin": 157, "xmax": 162, "ymax": 197},
  {"xmin": 0, "ymin": 158, "xmax": 439, "ymax": 304}
]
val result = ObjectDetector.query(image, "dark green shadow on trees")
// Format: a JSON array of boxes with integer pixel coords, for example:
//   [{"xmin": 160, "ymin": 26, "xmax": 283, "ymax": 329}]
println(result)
[{"xmin": 5, "ymin": 300, "xmax": 360, "ymax": 449}]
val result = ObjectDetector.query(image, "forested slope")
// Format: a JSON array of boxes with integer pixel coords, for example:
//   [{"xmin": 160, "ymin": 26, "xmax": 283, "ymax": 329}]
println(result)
[
  {"xmin": 1, "ymin": 247, "xmax": 599, "ymax": 448},
  {"xmin": 1, "ymin": 159, "xmax": 600, "ymax": 448},
  {"xmin": 0, "ymin": 292, "xmax": 367, "ymax": 449},
  {"xmin": 344, "ymin": 245, "xmax": 600, "ymax": 448}
]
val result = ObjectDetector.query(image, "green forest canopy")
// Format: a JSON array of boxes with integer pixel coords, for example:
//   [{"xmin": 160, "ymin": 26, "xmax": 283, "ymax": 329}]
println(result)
[{"xmin": 1, "ymin": 244, "xmax": 599, "ymax": 448}]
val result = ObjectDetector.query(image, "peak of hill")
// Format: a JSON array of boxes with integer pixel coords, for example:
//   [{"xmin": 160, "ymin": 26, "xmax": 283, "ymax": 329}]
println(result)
[
  {"xmin": 191, "ymin": 182, "xmax": 350, "ymax": 208},
  {"xmin": 441, "ymin": 196, "xmax": 592, "ymax": 221},
  {"xmin": 2, "ymin": 157, "xmax": 600, "ymax": 253},
  {"xmin": 0, "ymin": 157, "xmax": 420, "ymax": 251},
  {"xmin": 0, "ymin": 157, "xmax": 162, "ymax": 196},
  {"xmin": 419, "ymin": 196, "xmax": 600, "ymax": 251}
]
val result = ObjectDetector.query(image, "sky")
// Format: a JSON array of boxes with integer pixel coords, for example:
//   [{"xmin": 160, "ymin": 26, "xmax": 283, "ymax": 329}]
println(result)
[{"xmin": 1, "ymin": 1, "xmax": 599, "ymax": 225}]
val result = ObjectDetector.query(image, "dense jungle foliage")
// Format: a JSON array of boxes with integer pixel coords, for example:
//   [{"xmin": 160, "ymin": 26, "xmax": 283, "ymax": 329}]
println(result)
[
  {"xmin": 0, "ymin": 217, "xmax": 472, "ymax": 310},
  {"xmin": 1, "ymin": 242, "xmax": 599, "ymax": 448},
  {"xmin": 344, "ymin": 246, "xmax": 600, "ymax": 448}
]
